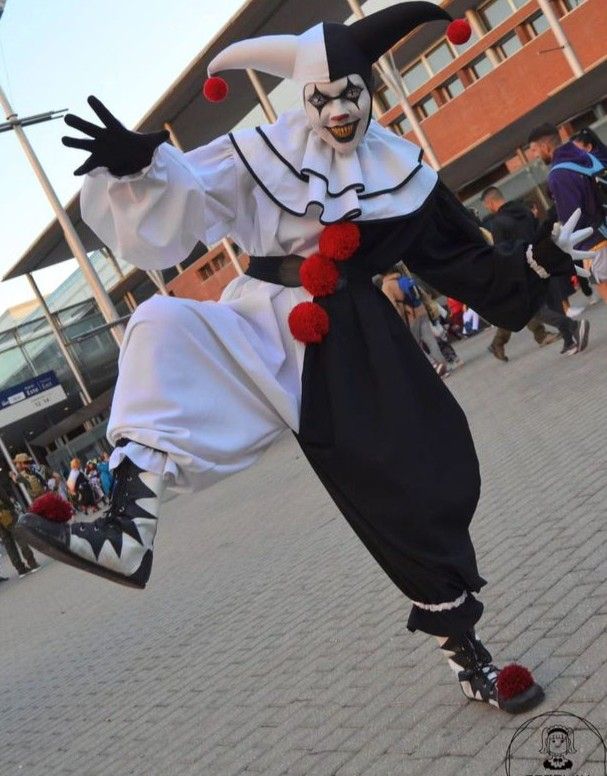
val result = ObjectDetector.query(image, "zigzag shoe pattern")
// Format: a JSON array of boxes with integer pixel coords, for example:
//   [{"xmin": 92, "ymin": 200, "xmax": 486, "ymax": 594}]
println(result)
[
  {"xmin": 440, "ymin": 631, "xmax": 545, "ymax": 713},
  {"xmin": 14, "ymin": 457, "xmax": 164, "ymax": 588}
]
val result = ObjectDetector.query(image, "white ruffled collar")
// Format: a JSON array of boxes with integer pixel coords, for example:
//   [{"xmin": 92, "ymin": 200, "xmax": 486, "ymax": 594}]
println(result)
[{"xmin": 229, "ymin": 109, "xmax": 437, "ymax": 224}]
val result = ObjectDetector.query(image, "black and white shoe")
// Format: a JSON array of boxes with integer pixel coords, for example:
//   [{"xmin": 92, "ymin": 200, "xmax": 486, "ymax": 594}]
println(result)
[
  {"xmin": 441, "ymin": 631, "xmax": 544, "ymax": 713},
  {"xmin": 14, "ymin": 456, "xmax": 163, "ymax": 589}
]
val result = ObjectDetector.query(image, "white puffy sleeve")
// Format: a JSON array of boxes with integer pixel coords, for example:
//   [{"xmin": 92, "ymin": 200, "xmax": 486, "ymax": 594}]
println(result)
[{"xmin": 80, "ymin": 136, "xmax": 238, "ymax": 270}]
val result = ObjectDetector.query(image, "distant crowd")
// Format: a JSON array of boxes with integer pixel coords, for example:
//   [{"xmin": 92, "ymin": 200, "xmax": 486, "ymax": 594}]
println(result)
[
  {"xmin": 0, "ymin": 451, "xmax": 113, "ymax": 579},
  {"xmin": 377, "ymin": 125, "xmax": 607, "ymax": 372}
]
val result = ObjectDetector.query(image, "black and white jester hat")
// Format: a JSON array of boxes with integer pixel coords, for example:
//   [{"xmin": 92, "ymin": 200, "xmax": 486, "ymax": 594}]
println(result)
[{"xmin": 203, "ymin": 1, "xmax": 471, "ymax": 101}]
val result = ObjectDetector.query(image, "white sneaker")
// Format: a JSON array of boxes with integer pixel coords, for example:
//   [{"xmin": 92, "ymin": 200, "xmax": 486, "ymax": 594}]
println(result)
[{"xmin": 566, "ymin": 306, "xmax": 585, "ymax": 319}]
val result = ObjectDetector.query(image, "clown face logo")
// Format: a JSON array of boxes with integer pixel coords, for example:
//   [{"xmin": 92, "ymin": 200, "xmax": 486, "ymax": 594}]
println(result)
[
  {"xmin": 303, "ymin": 73, "xmax": 371, "ymax": 154},
  {"xmin": 505, "ymin": 711, "xmax": 606, "ymax": 776}
]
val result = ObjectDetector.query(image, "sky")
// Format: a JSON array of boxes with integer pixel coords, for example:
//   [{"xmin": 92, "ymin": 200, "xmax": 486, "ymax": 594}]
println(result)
[{"xmin": 0, "ymin": 0, "xmax": 245, "ymax": 314}]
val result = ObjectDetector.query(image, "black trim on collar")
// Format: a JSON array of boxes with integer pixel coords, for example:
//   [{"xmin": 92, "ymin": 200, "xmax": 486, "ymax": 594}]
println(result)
[
  {"xmin": 252, "ymin": 127, "xmax": 424, "ymax": 201},
  {"xmin": 229, "ymin": 131, "xmax": 362, "ymax": 224}
]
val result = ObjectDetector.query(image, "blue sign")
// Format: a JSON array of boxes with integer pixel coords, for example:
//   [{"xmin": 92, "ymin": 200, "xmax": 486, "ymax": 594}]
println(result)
[{"xmin": 0, "ymin": 371, "xmax": 61, "ymax": 409}]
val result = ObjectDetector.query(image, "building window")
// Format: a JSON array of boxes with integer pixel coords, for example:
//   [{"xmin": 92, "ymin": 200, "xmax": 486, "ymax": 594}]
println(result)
[
  {"xmin": 417, "ymin": 96, "xmax": 439, "ymax": 120},
  {"xmin": 198, "ymin": 264, "xmax": 214, "ymax": 281},
  {"xmin": 425, "ymin": 41, "xmax": 455, "ymax": 75},
  {"xmin": 402, "ymin": 60, "xmax": 430, "ymax": 94},
  {"xmin": 561, "ymin": 0, "xmax": 586, "ymax": 9},
  {"xmin": 468, "ymin": 54, "xmax": 494, "ymax": 81},
  {"xmin": 497, "ymin": 32, "xmax": 523, "ymax": 59},
  {"xmin": 390, "ymin": 116, "xmax": 412, "ymax": 135},
  {"xmin": 527, "ymin": 11, "xmax": 550, "ymax": 36},
  {"xmin": 212, "ymin": 253, "xmax": 228, "ymax": 272},
  {"xmin": 443, "ymin": 76, "xmax": 465, "ymax": 100},
  {"xmin": 479, "ymin": 0, "xmax": 530, "ymax": 31}
]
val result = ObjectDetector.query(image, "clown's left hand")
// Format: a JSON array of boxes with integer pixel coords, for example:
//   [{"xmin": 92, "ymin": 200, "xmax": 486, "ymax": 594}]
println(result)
[
  {"xmin": 528, "ymin": 209, "xmax": 594, "ymax": 279},
  {"xmin": 551, "ymin": 209, "xmax": 594, "ymax": 273}
]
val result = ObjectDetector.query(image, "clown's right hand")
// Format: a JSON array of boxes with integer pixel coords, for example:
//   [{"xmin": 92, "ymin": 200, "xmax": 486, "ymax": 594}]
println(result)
[{"xmin": 62, "ymin": 95, "xmax": 169, "ymax": 177}]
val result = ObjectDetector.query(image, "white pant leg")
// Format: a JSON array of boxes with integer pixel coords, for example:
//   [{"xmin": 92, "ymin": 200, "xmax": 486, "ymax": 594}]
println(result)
[{"xmin": 107, "ymin": 289, "xmax": 305, "ymax": 492}]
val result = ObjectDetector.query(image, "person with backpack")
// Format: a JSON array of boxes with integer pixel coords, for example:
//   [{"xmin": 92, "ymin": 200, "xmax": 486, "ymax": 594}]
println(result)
[
  {"xmin": 10, "ymin": 453, "xmax": 47, "ymax": 500},
  {"xmin": 529, "ymin": 123, "xmax": 607, "ymax": 304}
]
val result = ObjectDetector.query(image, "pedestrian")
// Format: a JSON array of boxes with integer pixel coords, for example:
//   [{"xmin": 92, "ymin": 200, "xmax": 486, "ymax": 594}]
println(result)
[
  {"xmin": 9, "ymin": 453, "xmax": 47, "ymax": 500},
  {"xmin": 529, "ymin": 123, "xmax": 607, "ymax": 304},
  {"xmin": 18, "ymin": 3, "xmax": 593, "ymax": 713},
  {"xmin": 66, "ymin": 459, "xmax": 97, "ymax": 515},
  {"xmin": 0, "ymin": 485, "xmax": 39, "ymax": 576},
  {"xmin": 381, "ymin": 269, "xmax": 450, "ymax": 376},
  {"xmin": 96, "ymin": 452, "xmax": 114, "ymax": 499},
  {"xmin": 482, "ymin": 186, "xmax": 589, "ymax": 359}
]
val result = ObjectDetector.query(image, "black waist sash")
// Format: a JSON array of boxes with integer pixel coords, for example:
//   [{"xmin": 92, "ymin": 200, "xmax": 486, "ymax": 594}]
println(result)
[{"xmin": 246, "ymin": 255, "xmax": 304, "ymax": 287}]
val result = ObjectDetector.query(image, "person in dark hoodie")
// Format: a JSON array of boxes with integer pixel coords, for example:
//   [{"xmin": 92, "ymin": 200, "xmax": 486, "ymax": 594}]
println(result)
[
  {"xmin": 529, "ymin": 123, "xmax": 607, "ymax": 304},
  {"xmin": 481, "ymin": 187, "xmax": 588, "ymax": 359}
]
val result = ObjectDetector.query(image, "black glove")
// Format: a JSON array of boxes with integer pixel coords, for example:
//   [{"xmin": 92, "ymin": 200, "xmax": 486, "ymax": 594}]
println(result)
[{"xmin": 62, "ymin": 95, "xmax": 169, "ymax": 177}]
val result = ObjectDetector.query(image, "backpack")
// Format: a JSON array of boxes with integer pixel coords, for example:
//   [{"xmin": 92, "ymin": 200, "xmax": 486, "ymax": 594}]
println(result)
[
  {"xmin": 397, "ymin": 276, "xmax": 422, "ymax": 308},
  {"xmin": 551, "ymin": 152, "xmax": 607, "ymax": 238},
  {"xmin": 23, "ymin": 470, "xmax": 46, "ymax": 498}
]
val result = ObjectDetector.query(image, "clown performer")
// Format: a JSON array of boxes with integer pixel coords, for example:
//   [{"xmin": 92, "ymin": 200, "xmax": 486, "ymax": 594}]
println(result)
[{"xmin": 16, "ymin": 2, "xmax": 594, "ymax": 713}]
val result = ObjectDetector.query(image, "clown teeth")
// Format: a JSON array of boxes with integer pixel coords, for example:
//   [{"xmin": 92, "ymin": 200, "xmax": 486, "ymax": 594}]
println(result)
[{"xmin": 328, "ymin": 121, "xmax": 358, "ymax": 142}]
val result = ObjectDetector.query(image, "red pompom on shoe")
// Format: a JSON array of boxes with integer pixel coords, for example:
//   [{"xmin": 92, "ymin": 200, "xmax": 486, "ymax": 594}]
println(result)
[
  {"xmin": 29, "ymin": 492, "xmax": 74, "ymax": 523},
  {"xmin": 496, "ymin": 664, "xmax": 534, "ymax": 700},
  {"xmin": 447, "ymin": 18, "xmax": 472, "ymax": 45},
  {"xmin": 300, "ymin": 254, "xmax": 340, "ymax": 297},
  {"xmin": 319, "ymin": 222, "xmax": 361, "ymax": 261},
  {"xmin": 288, "ymin": 302, "xmax": 330, "ymax": 344},
  {"xmin": 203, "ymin": 76, "xmax": 229, "ymax": 103}
]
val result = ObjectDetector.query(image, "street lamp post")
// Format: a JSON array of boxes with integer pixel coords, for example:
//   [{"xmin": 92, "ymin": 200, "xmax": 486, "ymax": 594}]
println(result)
[{"xmin": 0, "ymin": 83, "xmax": 125, "ymax": 345}]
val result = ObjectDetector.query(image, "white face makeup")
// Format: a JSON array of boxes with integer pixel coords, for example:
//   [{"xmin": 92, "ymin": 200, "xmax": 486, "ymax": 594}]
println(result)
[{"xmin": 303, "ymin": 74, "xmax": 371, "ymax": 154}]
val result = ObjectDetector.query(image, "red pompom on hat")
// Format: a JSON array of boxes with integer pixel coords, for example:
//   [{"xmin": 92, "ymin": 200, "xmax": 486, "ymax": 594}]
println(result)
[
  {"xmin": 300, "ymin": 254, "xmax": 340, "ymax": 297},
  {"xmin": 496, "ymin": 664, "xmax": 534, "ymax": 700},
  {"xmin": 288, "ymin": 302, "xmax": 330, "ymax": 344},
  {"xmin": 447, "ymin": 18, "xmax": 471, "ymax": 45},
  {"xmin": 29, "ymin": 492, "xmax": 73, "ymax": 524},
  {"xmin": 319, "ymin": 222, "xmax": 361, "ymax": 261},
  {"xmin": 203, "ymin": 76, "xmax": 229, "ymax": 103}
]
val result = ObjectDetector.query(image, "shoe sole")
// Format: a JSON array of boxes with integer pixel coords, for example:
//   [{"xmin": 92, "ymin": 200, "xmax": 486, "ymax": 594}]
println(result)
[
  {"xmin": 499, "ymin": 683, "xmax": 545, "ymax": 714},
  {"xmin": 13, "ymin": 521, "xmax": 149, "ymax": 590}
]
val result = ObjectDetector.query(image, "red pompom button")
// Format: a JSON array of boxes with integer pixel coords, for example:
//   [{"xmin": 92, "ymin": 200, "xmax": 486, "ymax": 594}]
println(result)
[
  {"xmin": 447, "ymin": 18, "xmax": 472, "ymax": 45},
  {"xmin": 288, "ymin": 302, "xmax": 330, "ymax": 344},
  {"xmin": 496, "ymin": 664, "xmax": 534, "ymax": 700},
  {"xmin": 319, "ymin": 222, "xmax": 361, "ymax": 261},
  {"xmin": 30, "ymin": 492, "xmax": 73, "ymax": 523},
  {"xmin": 300, "ymin": 254, "xmax": 340, "ymax": 297},
  {"xmin": 203, "ymin": 76, "xmax": 229, "ymax": 103}
]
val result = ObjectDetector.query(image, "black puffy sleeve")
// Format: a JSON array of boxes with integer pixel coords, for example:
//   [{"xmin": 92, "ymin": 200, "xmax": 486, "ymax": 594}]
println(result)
[{"xmin": 407, "ymin": 182, "xmax": 547, "ymax": 331}]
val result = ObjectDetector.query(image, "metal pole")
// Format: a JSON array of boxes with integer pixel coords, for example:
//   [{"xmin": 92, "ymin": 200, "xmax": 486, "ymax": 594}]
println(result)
[
  {"xmin": 24, "ymin": 438, "xmax": 40, "ymax": 465},
  {"xmin": 0, "ymin": 434, "xmax": 32, "ymax": 506},
  {"xmin": 27, "ymin": 273, "xmax": 93, "ymax": 404},
  {"xmin": 146, "ymin": 269, "xmax": 170, "ymax": 295},
  {"xmin": 0, "ymin": 83, "xmax": 124, "ymax": 345},
  {"xmin": 101, "ymin": 246, "xmax": 125, "ymax": 278},
  {"xmin": 536, "ymin": 0, "xmax": 583, "ymax": 78},
  {"xmin": 344, "ymin": 0, "xmax": 440, "ymax": 169},
  {"xmin": 221, "ymin": 238, "xmax": 244, "ymax": 276},
  {"xmin": 246, "ymin": 69, "xmax": 278, "ymax": 123}
]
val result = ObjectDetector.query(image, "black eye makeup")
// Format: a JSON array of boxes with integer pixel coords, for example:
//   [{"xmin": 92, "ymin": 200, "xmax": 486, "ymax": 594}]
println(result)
[
  {"xmin": 308, "ymin": 87, "xmax": 331, "ymax": 114},
  {"xmin": 341, "ymin": 78, "xmax": 363, "ymax": 106}
]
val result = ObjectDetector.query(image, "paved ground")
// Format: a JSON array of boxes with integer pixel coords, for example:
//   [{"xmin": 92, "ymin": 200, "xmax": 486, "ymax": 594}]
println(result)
[{"xmin": 1, "ymin": 295, "xmax": 606, "ymax": 776}]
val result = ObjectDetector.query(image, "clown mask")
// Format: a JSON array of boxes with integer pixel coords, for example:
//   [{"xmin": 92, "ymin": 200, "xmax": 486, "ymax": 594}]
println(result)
[{"xmin": 303, "ymin": 74, "xmax": 371, "ymax": 154}]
